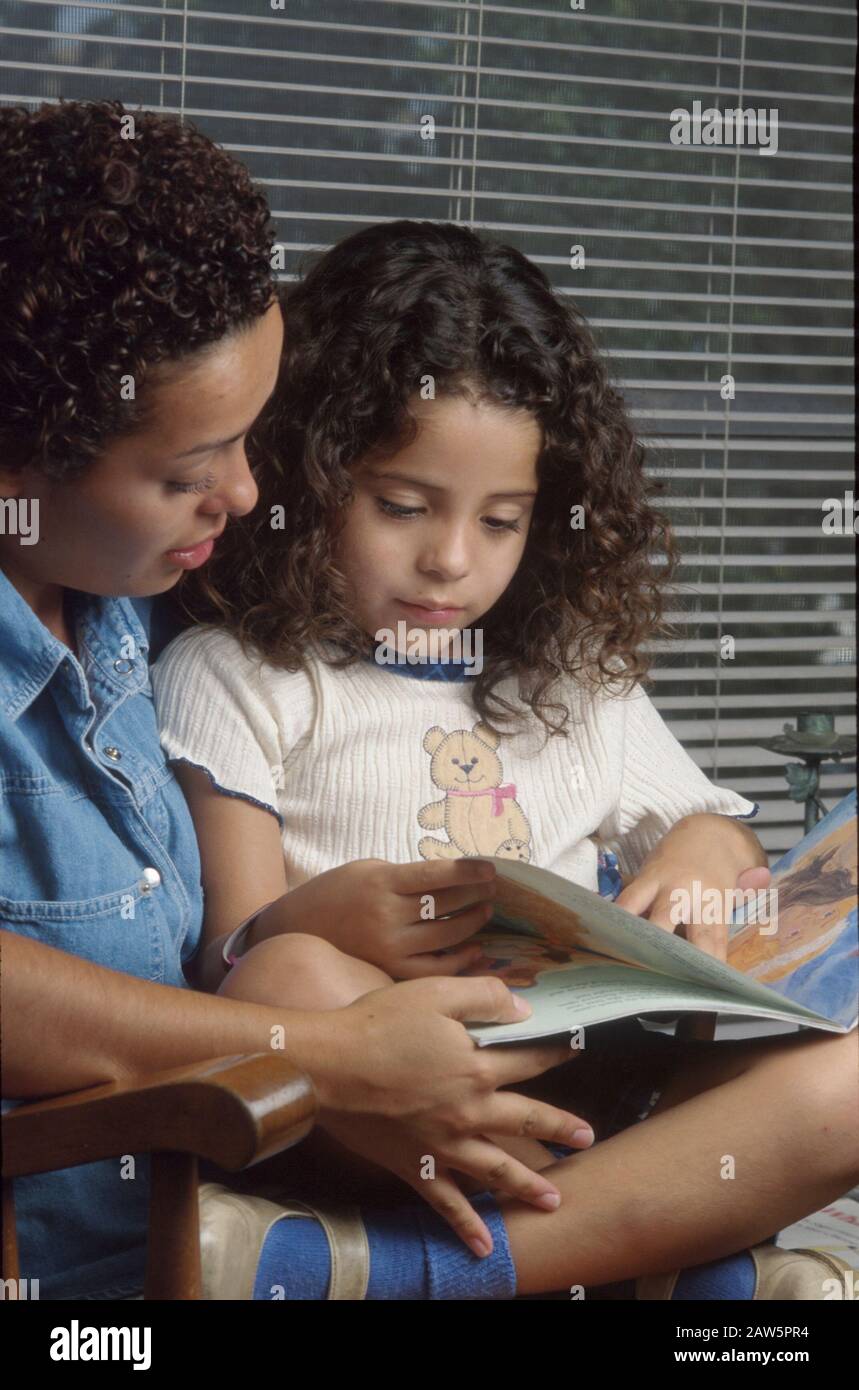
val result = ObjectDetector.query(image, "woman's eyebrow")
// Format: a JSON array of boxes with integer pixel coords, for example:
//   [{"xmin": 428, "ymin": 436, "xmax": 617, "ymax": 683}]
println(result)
[
  {"xmin": 372, "ymin": 470, "xmax": 536, "ymax": 500},
  {"xmin": 168, "ymin": 382, "xmax": 279, "ymax": 461},
  {"xmin": 170, "ymin": 427, "xmax": 248, "ymax": 461}
]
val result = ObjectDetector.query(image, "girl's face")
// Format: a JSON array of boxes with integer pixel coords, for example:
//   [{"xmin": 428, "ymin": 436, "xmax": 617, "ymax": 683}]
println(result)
[
  {"xmin": 336, "ymin": 394, "xmax": 541, "ymax": 640},
  {"xmin": 0, "ymin": 299, "xmax": 283, "ymax": 602}
]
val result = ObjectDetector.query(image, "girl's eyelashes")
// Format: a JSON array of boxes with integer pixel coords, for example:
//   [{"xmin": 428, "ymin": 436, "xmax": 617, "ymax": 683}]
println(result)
[
  {"xmin": 167, "ymin": 469, "xmax": 218, "ymax": 495},
  {"xmin": 375, "ymin": 497, "xmax": 522, "ymax": 533},
  {"xmin": 376, "ymin": 498, "xmax": 423, "ymax": 519}
]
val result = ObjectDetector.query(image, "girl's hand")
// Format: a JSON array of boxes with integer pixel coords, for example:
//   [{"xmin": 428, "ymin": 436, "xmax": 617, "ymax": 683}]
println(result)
[
  {"xmin": 276, "ymin": 857, "xmax": 498, "ymax": 978},
  {"xmin": 613, "ymin": 814, "xmax": 771, "ymax": 962}
]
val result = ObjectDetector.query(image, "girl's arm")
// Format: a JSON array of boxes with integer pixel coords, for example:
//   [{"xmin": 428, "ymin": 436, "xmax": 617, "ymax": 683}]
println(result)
[
  {"xmin": 156, "ymin": 636, "xmax": 490, "ymax": 988},
  {"xmin": 175, "ymin": 765, "xmax": 494, "ymax": 994},
  {"xmin": 173, "ymin": 763, "xmax": 288, "ymax": 994}
]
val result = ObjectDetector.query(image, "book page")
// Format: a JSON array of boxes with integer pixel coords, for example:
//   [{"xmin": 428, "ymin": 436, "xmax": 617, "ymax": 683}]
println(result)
[
  {"xmin": 776, "ymin": 1197, "xmax": 859, "ymax": 1274},
  {"xmin": 727, "ymin": 789, "xmax": 857, "ymax": 1030},
  {"xmin": 471, "ymin": 859, "xmax": 833, "ymax": 1027},
  {"xmin": 461, "ymin": 933, "xmax": 839, "ymax": 1046}
]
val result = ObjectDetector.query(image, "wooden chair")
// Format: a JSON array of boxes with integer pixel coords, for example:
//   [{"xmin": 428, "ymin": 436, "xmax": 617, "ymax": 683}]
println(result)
[
  {"xmin": 3, "ymin": 1055, "xmax": 612, "ymax": 1302},
  {"xmin": 2, "ymin": 1052, "xmax": 316, "ymax": 1299}
]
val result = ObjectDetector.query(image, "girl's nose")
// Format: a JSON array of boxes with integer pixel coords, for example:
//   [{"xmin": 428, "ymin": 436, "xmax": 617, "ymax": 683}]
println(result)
[{"xmin": 418, "ymin": 525, "xmax": 470, "ymax": 579}]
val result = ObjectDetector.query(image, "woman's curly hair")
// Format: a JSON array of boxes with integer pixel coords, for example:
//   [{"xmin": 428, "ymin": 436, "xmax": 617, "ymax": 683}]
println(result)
[
  {"xmin": 0, "ymin": 99, "xmax": 277, "ymax": 478},
  {"xmin": 186, "ymin": 219, "xmax": 681, "ymax": 738}
]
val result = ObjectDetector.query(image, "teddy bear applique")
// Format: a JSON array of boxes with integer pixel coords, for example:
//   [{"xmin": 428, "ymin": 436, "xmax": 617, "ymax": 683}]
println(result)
[{"xmin": 417, "ymin": 720, "xmax": 533, "ymax": 861}]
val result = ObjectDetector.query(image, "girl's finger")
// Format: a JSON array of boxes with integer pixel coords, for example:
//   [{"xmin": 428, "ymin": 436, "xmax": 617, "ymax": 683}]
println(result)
[
  {"xmin": 396, "ymin": 943, "xmax": 487, "ymax": 979},
  {"xmin": 644, "ymin": 893, "xmax": 684, "ymax": 932},
  {"xmin": 683, "ymin": 920, "xmax": 729, "ymax": 963},
  {"xmin": 736, "ymin": 865, "xmax": 771, "ymax": 892},
  {"xmin": 406, "ymin": 901, "xmax": 494, "ymax": 953},
  {"xmin": 614, "ymin": 874, "xmax": 660, "ymax": 919},
  {"xmin": 407, "ymin": 879, "xmax": 496, "ymax": 921},
  {"xmin": 389, "ymin": 858, "xmax": 496, "ymax": 897}
]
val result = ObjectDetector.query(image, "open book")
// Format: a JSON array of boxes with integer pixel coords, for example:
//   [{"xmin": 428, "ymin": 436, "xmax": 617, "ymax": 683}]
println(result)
[{"xmin": 462, "ymin": 789, "xmax": 858, "ymax": 1047}]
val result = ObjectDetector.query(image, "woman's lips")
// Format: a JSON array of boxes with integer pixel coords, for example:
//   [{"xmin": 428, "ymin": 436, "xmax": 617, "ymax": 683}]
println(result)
[{"xmin": 164, "ymin": 536, "xmax": 216, "ymax": 570}]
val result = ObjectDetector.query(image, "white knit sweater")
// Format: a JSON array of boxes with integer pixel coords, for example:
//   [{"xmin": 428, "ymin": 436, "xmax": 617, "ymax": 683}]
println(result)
[{"xmin": 152, "ymin": 629, "xmax": 759, "ymax": 893}]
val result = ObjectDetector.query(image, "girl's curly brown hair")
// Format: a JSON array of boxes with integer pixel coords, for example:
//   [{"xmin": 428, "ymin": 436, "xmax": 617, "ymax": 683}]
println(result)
[
  {"xmin": 0, "ymin": 99, "xmax": 276, "ymax": 478},
  {"xmin": 187, "ymin": 219, "xmax": 680, "ymax": 737}
]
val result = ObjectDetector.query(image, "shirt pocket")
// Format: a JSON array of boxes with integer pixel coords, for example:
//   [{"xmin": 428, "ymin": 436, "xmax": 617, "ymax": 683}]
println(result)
[{"xmin": 0, "ymin": 879, "xmax": 168, "ymax": 984}]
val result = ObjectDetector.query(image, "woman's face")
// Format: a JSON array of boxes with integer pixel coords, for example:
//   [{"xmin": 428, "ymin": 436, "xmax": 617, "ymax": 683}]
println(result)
[
  {"xmin": 335, "ymin": 393, "xmax": 541, "ymax": 640},
  {"xmin": 0, "ymin": 299, "xmax": 283, "ymax": 599}
]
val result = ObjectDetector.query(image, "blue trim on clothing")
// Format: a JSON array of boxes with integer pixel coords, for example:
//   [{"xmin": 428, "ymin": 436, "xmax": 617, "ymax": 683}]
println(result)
[
  {"xmin": 365, "ymin": 643, "xmax": 473, "ymax": 682},
  {"xmin": 169, "ymin": 757, "xmax": 285, "ymax": 830}
]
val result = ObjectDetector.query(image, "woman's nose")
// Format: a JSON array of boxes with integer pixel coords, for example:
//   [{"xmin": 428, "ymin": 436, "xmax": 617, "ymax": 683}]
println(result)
[{"xmin": 200, "ymin": 448, "xmax": 259, "ymax": 519}]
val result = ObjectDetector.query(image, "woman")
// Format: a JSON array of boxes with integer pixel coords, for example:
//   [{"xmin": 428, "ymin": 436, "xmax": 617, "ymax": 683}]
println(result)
[{"xmin": 0, "ymin": 99, "xmax": 582, "ymax": 1302}]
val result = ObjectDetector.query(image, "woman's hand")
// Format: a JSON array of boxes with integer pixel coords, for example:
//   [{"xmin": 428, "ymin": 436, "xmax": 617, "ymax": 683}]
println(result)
[
  {"xmin": 272, "ymin": 857, "xmax": 498, "ymax": 978},
  {"xmin": 302, "ymin": 974, "xmax": 588, "ymax": 1257},
  {"xmin": 614, "ymin": 813, "xmax": 771, "ymax": 962}
]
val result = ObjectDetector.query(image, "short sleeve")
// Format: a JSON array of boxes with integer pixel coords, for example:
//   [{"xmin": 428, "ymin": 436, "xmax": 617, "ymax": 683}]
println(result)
[
  {"xmin": 596, "ymin": 683, "xmax": 759, "ymax": 881},
  {"xmin": 151, "ymin": 627, "xmax": 285, "ymax": 825}
]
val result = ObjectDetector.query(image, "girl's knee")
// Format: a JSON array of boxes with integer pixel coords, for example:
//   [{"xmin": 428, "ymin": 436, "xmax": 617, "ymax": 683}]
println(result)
[{"xmin": 220, "ymin": 932, "xmax": 370, "ymax": 1009}]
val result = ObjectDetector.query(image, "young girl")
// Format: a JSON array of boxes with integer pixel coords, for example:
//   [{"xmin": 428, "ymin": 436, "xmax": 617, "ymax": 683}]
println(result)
[{"xmin": 151, "ymin": 221, "xmax": 858, "ymax": 1300}]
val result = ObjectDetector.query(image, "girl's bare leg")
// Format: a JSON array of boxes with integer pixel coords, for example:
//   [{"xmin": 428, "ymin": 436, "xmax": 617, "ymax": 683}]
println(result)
[
  {"xmin": 220, "ymin": 936, "xmax": 859, "ymax": 1297},
  {"xmin": 217, "ymin": 932, "xmax": 392, "ymax": 1010},
  {"xmin": 502, "ymin": 1027, "xmax": 859, "ymax": 1295}
]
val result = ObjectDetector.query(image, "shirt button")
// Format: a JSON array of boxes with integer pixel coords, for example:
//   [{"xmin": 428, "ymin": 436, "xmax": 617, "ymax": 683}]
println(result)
[
  {"xmin": 103, "ymin": 745, "xmax": 122, "ymax": 761},
  {"xmin": 113, "ymin": 658, "xmax": 135, "ymax": 675},
  {"xmin": 139, "ymin": 868, "xmax": 162, "ymax": 892}
]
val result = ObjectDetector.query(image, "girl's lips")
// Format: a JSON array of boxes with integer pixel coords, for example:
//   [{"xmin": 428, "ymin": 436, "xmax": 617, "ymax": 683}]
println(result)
[
  {"xmin": 164, "ymin": 536, "xmax": 215, "ymax": 570},
  {"xmin": 397, "ymin": 600, "xmax": 464, "ymax": 622}
]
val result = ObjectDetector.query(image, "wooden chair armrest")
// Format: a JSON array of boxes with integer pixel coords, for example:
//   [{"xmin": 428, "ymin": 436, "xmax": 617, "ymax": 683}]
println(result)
[
  {"xmin": 2, "ymin": 1054, "xmax": 317, "ymax": 1299},
  {"xmin": 2, "ymin": 1053, "xmax": 316, "ymax": 1178}
]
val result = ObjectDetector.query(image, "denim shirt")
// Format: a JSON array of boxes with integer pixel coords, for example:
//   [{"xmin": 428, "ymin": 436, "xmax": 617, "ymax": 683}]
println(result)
[{"xmin": 0, "ymin": 568, "xmax": 204, "ymax": 1299}]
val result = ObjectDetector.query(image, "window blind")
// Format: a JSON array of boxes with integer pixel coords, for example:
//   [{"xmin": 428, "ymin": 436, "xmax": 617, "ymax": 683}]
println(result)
[{"xmin": 1, "ymin": 0, "xmax": 854, "ymax": 858}]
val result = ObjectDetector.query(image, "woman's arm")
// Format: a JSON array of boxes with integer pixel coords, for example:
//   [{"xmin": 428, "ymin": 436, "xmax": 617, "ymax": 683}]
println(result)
[
  {"xmin": 1, "ymin": 929, "xmax": 585, "ymax": 1253},
  {"xmin": 0, "ymin": 929, "xmax": 306, "ymax": 1099}
]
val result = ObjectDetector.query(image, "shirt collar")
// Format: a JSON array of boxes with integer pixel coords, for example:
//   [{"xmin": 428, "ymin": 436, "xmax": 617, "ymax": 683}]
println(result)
[
  {"xmin": 365, "ymin": 640, "xmax": 474, "ymax": 683},
  {"xmin": 0, "ymin": 567, "xmax": 150, "ymax": 721}
]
